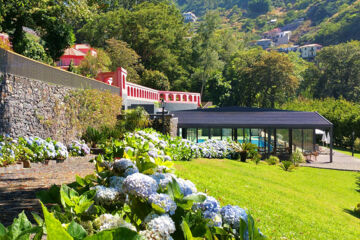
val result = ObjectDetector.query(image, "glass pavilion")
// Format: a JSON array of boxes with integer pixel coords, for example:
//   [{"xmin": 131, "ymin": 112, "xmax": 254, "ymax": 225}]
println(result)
[{"xmin": 173, "ymin": 107, "xmax": 334, "ymax": 162}]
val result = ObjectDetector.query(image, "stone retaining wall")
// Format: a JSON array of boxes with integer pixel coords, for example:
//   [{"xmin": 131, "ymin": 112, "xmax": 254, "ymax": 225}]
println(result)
[{"xmin": 0, "ymin": 73, "xmax": 76, "ymax": 143}]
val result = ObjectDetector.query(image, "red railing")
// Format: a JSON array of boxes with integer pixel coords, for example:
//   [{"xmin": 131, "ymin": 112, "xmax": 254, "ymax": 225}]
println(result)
[{"xmin": 96, "ymin": 67, "xmax": 201, "ymax": 106}]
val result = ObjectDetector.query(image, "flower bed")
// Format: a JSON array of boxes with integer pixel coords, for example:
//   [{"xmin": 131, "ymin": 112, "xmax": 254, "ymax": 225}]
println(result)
[
  {"xmin": 0, "ymin": 135, "xmax": 91, "ymax": 167},
  {"xmin": 0, "ymin": 129, "xmax": 266, "ymax": 240}
]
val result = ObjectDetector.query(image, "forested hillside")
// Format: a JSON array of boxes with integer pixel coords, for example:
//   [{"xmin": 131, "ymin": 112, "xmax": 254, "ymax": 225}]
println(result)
[{"xmin": 176, "ymin": 0, "xmax": 360, "ymax": 46}]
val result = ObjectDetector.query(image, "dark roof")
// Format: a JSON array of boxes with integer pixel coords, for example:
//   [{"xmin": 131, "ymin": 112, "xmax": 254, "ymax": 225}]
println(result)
[{"xmin": 173, "ymin": 107, "xmax": 332, "ymax": 129}]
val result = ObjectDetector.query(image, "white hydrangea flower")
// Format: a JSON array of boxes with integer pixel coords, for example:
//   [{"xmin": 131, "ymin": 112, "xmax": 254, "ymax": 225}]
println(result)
[
  {"xmin": 94, "ymin": 214, "xmax": 136, "ymax": 231},
  {"xmin": 141, "ymin": 214, "xmax": 175, "ymax": 240}
]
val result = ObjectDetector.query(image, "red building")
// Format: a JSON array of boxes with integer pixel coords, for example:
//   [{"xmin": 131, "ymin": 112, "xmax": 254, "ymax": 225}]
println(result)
[{"xmin": 57, "ymin": 44, "xmax": 96, "ymax": 69}]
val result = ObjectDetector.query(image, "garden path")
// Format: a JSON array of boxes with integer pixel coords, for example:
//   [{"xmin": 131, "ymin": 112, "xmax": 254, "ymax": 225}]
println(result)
[
  {"xmin": 0, "ymin": 155, "xmax": 95, "ymax": 226},
  {"xmin": 301, "ymin": 148, "xmax": 360, "ymax": 171}
]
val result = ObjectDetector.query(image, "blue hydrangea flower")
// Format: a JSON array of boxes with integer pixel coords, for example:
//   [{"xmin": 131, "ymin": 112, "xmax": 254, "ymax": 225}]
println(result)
[
  {"xmin": 109, "ymin": 176, "xmax": 125, "ymax": 191},
  {"xmin": 122, "ymin": 173, "xmax": 158, "ymax": 199},
  {"xmin": 193, "ymin": 194, "xmax": 222, "ymax": 227},
  {"xmin": 151, "ymin": 173, "xmax": 175, "ymax": 189},
  {"xmin": 148, "ymin": 150, "xmax": 158, "ymax": 159},
  {"xmin": 93, "ymin": 185, "xmax": 122, "ymax": 205},
  {"xmin": 148, "ymin": 193, "xmax": 177, "ymax": 215},
  {"xmin": 113, "ymin": 158, "xmax": 138, "ymax": 177},
  {"xmin": 176, "ymin": 178, "xmax": 197, "ymax": 196},
  {"xmin": 220, "ymin": 205, "xmax": 248, "ymax": 229}
]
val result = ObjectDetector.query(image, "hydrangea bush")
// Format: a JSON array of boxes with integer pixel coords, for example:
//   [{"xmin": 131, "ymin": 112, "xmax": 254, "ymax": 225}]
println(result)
[
  {"xmin": 23, "ymin": 129, "xmax": 266, "ymax": 240},
  {"xmin": 0, "ymin": 135, "xmax": 69, "ymax": 166},
  {"xmin": 68, "ymin": 140, "xmax": 91, "ymax": 156}
]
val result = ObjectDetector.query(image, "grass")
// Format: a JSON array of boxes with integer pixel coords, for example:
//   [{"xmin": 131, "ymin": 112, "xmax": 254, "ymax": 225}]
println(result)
[
  {"xmin": 332, "ymin": 146, "xmax": 360, "ymax": 159},
  {"xmin": 175, "ymin": 159, "xmax": 360, "ymax": 240}
]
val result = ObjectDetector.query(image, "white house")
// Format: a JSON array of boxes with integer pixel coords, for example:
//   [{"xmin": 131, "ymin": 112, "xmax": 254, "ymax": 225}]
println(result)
[
  {"xmin": 183, "ymin": 12, "xmax": 197, "ymax": 23},
  {"xmin": 298, "ymin": 44, "xmax": 322, "ymax": 59},
  {"xmin": 275, "ymin": 31, "xmax": 291, "ymax": 46}
]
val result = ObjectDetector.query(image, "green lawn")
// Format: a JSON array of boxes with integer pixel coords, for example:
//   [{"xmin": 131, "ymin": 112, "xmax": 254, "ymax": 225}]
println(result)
[
  {"xmin": 175, "ymin": 159, "xmax": 360, "ymax": 240},
  {"xmin": 333, "ymin": 147, "xmax": 360, "ymax": 159}
]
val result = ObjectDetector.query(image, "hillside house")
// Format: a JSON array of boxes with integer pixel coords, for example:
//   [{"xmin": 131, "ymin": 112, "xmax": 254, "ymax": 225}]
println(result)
[
  {"xmin": 298, "ymin": 44, "xmax": 322, "ymax": 59},
  {"xmin": 275, "ymin": 31, "xmax": 291, "ymax": 46},
  {"xmin": 57, "ymin": 44, "xmax": 97, "ymax": 69},
  {"xmin": 256, "ymin": 39, "xmax": 274, "ymax": 49},
  {"xmin": 183, "ymin": 12, "xmax": 198, "ymax": 23}
]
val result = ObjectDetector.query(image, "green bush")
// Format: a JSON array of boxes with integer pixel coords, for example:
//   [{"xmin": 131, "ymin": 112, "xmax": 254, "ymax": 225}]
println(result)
[
  {"xmin": 354, "ymin": 138, "xmax": 360, "ymax": 152},
  {"xmin": 266, "ymin": 156, "xmax": 280, "ymax": 165},
  {"xmin": 280, "ymin": 161, "xmax": 296, "ymax": 172},
  {"xmin": 290, "ymin": 150, "xmax": 305, "ymax": 165},
  {"xmin": 115, "ymin": 107, "xmax": 150, "ymax": 134}
]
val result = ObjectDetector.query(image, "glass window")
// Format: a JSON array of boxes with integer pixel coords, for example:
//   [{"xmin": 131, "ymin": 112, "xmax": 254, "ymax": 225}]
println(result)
[
  {"xmin": 244, "ymin": 128, "xmax": 251, "ymax": 142},
  {"xmin": 187, "ymin": 128, "xmax": 196, "ymax": 142},
  {"xmin": 198, "ymin": 128, "xmax": 210, "ymax": 143},
  {"xmin": 237, "ymin": 128, "xmax": 244, "ymax": 143},
  {"xmin": 276, "ymin": 129, "xmax": 289, "ymax": 153},
  {"xmin": 211, "ymin": 128, "xmax": 222, "ymax": 141},
  {"xmin": 222, "ymin": 128, "xmax": 232, "ymax": 141}
]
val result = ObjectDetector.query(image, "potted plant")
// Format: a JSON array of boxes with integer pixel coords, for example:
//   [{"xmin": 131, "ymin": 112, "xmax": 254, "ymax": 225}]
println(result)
[{"xmin": 239, "ymin": 142, "xmax": 258, "ymax": 162}]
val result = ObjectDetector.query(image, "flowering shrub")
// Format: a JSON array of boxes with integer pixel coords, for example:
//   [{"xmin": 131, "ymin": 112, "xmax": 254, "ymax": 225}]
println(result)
[
  {"xmin": 25, "ymin": 129, "xmax": 266, "ymax": 240},
  {"xmin": 68, "ymin": 140, "xmax": 91, "ymax": 156},
  {"xmin": 0, "ymin": 135, "xmax": 69, "ymax": 166}
]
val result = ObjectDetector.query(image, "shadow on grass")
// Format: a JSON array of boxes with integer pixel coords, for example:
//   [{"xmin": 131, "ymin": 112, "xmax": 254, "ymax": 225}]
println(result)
[{"xmin": 344, "ymin": 208, "xmax": 360, "ymax": 219}]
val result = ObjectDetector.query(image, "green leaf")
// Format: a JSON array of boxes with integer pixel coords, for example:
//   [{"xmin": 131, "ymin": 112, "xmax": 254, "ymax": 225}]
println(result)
[
  {"xmin": 60, "ymin": 184, "xmax": 79, "ymax": 208},
  {"xmin": 31, "ymin": 213, "xmax": 44, "ymax": 226},
  {"xmin": 151, "ymin": 203, "xmax": 166, "ymax": 214},
  {"xmin": 67, "ymin": 221, "xmax": 87, "ymax": 240},
  {"xmin": 75, "ymin": 176, "xmax": 86, "ymax": 187},
  {"xmin": 166, "ymin": 178, "xmax": 183, "ymax": 200},
  {"xmin": 0, "ymin": 223, "xmax": 7, "ymax": 237},
  {"xmin": 36, "ymin": 185, "xmax": 61, "ymax": 204},
  {"xmin": 41, "ymin": 202, "xmax": 73, "ymax": 240},
  {"xmin": 111, "ymin": 227, "xmax": 143, "ymax": 240},
  {"xmin": 7, "ymin": 211, "xmax": 32, "ymax": 240},
  {"xmin": 183, "ymin": 194, "xmax": 206, "ymax": 203},
  {"xmin": 83, "ymin": 231, "xmax": 113, "ymax": 240},
  {"xmin": 181, "ymin": 219, "xmax": 193, "ymax": 240}
]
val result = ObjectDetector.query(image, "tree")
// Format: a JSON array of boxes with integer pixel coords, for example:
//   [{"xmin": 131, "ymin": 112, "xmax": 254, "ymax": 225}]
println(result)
[
  {"xmin": 0, "ymin": 0, "xmax": 75, "ymax": 60},
  {"xmin": 79, "ymin": 2, "xmax": 191, "ymax": 89},
  {"xmin": 21, "ymin": 34, "xmax": 52, "ymax": 64},
  {"xmin": 78, "ymin": 49, "xmax": 111, "ymax": 78},
  {"xmin": 191, "ymin": 11, "xmax": 224, "ymax": 97},
  {"xmin": 310, "ymin": 41, "xmax": 360, "ymax": 102},
  {"xmin": 224, "ymin": 49, "xmax": 299, "ymax": 108},
  {"xmin": 105, "ymin": 38, "xmax": 144, "ymax": 83},
  {"xmin": 248, "ymin": 0, "xmax": 271, "ymax": 15},
  {"xmin": 140, "ymin": 69, "xmax": 170, "ymax": 90}
]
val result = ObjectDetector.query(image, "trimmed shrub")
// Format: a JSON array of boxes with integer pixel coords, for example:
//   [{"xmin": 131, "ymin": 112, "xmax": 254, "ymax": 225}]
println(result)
[
  {"xmin": 290, "ymin": 150, "xmax": 305, "ymax": 165},
  {"xmin": 266, "ymin": 156, "xmax": 280, "ymax": 165}
]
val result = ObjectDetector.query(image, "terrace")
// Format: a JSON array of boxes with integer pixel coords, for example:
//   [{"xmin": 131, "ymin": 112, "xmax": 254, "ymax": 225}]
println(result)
[{"xmin": 173, "ymin": 106, "xmax": 334, "ymax": 161}]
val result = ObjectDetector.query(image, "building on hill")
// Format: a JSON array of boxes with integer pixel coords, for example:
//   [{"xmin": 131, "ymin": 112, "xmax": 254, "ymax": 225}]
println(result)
[
  {"xmin": 277, "ymin": 45, "xmax": 299, "ymax": 53},
  {"xmin": 263, "ymin": 28, "xmax": 281, "ymax": 40},
  {"xmin": 298, "ymin": 44, "xmax": 322, "ymax": 59},
  {"xmin": 0, "ymin": 33, "xmax": 11, "ymax": 48},
  {"xmin": 274, "ymin": 31, "xmax": 291, "ymax": 46},
  {"xmin": 256, "ymin": 39, "xmax": 274, "ymax": 50},
  {"xmin": 183, "ymin": 12, "xmax": 198, "ymax": 23},
  {"xmin": 57, "ymin": 44, "xmax": 96, "ymax": 69}
]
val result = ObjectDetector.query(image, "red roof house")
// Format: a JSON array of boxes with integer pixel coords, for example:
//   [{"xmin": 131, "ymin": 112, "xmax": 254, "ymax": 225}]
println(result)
[{"xmin": 57, "ymin": 44, "xmax": 97, "ymax": 69}]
